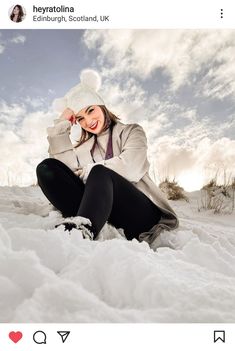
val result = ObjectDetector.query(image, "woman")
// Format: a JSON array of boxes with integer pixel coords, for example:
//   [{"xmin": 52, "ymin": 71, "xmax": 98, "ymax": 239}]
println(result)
[
  {"xmin": 36, "ymin": 70, "xmax": 179, "ymax": 245},
  {"xmin": 10, "ymin": 5, "xmax": 24, "ymax": 22}
]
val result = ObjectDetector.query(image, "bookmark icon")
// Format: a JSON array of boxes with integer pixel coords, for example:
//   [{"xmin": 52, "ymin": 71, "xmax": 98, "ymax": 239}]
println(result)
[
  {"xmin": 57, "ymin": 331, "xmax": 70, "ymax": 343},
  {"xmin": 214, "ymin": 330, "xmax": 225, "ymax": 343}
]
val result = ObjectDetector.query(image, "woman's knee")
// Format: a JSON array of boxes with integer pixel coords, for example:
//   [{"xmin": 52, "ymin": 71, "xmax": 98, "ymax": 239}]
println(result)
[
  {"xmin": 36, "ymin": 159, "xmax": 57, "ymax": 181},
  {"xmin": 36, "ymin": 158, "xmax": 66, "ymax": 174},
  {"xmin": 37, "ymin": 158, "xmax": 63, "ymax": 169},
  {"xmin": 89, "ymin": 164, "xmax": 110, "ymax": 178}
]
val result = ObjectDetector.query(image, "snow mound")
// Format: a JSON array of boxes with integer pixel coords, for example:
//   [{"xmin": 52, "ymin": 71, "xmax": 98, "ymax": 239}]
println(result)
[{"xmin": 0, "ymin": 186, "xmax": 235, "ymax": 322}]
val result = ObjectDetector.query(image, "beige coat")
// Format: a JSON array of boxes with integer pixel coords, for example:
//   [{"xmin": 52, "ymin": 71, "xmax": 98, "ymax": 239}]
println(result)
[{"xmin": 47, "ymin": 120, "xmax": 179, "ymax": 245}]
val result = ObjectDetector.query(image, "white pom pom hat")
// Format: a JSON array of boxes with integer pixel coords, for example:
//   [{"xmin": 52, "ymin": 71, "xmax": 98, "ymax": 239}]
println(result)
[{"xmin": 53, "ymin": 69, "xmax": 105, "ymax": 113}]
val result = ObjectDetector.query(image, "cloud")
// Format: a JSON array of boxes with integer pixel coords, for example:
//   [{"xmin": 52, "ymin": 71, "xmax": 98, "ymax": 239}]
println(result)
[
  {"xmin": 134, "ymin": 99, "xmax": 235, "ymax": 190},
  {"xmin": 199, "ymin": 47, "xmax": 235, "ymax": 100},
  {"xmin": 10, "ymin": 35, "xmax": 26, "ymax": 44},
  {"xmin": 0, "ymin": 32, "xmax": 5, "ymax": 53},
  {"xmin": 0, "ymin": 44, "xmax": 5, "ymax": 54},
  {"xmin": 0, "ymin": 32, "xmax": 26, "ymax": 56},
  {"xmin": 0, "ymin": 100, "xmax": 26, "ymax": 125},
  {"xmin": 48, "ymin": 89, "xmax": 56, "ymax": 95},
  {"xmin": 24, "ymin": 96, "xmax": 46, "ymax": 108},
  {"xmin": 149, "ymin": 134, "xmax": 235, "ymax": 191},
  {"xmin": 83, "ymin": 29, "xmax": 235, "ymax": 98},
  {"xmin": 99, "ymin": 77, "xmax": 147, "ymax": 123},
  {"xmin": 0, "ymin": 100, "xmax": 55, "ymax": 186}
]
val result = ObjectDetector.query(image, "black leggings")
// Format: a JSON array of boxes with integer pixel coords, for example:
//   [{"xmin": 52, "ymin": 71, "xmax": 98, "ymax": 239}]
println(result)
[{"xmin": 36, "ymin": 158, "xmax": 162, "ymax": 240}]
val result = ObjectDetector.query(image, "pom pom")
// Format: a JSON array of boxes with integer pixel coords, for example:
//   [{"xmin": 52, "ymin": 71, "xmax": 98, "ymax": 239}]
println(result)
[
  {"xmin": 80, "ymin": 69, "xmax": 101, "ymax": 91},
  {"xmin": 52, "ymin": 97, "xmax": 68, "ymax": 112}
]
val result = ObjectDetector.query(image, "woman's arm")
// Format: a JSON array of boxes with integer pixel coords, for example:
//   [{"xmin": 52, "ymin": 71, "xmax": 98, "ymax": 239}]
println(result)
[
  {"xmin": 47, "ymin": 118, "xmax": 80, "ymax": 172},
  {"xmin": 80, "ymin": 124, "xmax": 150, "ymax": 183}
]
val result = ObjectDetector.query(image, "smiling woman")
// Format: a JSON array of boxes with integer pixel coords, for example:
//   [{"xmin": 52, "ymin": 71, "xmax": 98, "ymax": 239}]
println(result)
[
  {"xmin": 74, "ymin": 105, "xmax": 120, "ymax": 151},
  {"xmin": 36, "ymin": 69, "xmax": 179, "ymax": 246},
  {"xmin": 75, "ymin": 105, "xmax": 105, "ymax": 134}
]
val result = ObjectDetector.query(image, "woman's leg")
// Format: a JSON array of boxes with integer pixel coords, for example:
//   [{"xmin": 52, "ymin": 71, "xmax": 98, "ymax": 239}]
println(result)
[
  {"xmin": 77, "ymin": 165, "xmax": 162, "ymax": 240},
  {"xmin": 36, "ymin": 158, "xmax": 85, "ymax": 217}
]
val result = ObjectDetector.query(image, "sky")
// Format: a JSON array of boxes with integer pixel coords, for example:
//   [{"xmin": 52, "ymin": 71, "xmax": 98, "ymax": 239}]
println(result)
[{"xmin": 0, "ymin": 29, "xmax": 234, "ymax": 190}]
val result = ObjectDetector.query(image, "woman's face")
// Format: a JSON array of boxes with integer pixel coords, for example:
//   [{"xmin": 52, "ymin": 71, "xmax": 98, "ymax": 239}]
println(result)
[
  {"xmin": 75, "ymin": 105, "xmax": 105, "ymax": 134},
  {"xmin": 13, "ymin": 6, "xmax": 20, "ymax": 15}
]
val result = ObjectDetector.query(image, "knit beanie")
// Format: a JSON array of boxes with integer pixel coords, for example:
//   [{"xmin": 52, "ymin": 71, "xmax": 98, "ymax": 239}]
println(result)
[{"xmin": 53, "ymin": 69, "xmax": 105, "ymax": 113}]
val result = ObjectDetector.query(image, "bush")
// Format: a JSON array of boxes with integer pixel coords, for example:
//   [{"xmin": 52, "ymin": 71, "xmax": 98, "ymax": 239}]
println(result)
[
  {"xmin": 159, "ymin": 177, "xmax": 189, "ymax": 201},
  {"xmin": 198, "ymin": 176, "xmax": 234, "ymax": 214}
]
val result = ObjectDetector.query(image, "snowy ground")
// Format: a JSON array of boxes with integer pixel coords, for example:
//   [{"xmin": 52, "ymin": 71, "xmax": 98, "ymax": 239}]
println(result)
[{"xmin": 0, "ymin": 186, "xmax": 235, "ymax": 323}]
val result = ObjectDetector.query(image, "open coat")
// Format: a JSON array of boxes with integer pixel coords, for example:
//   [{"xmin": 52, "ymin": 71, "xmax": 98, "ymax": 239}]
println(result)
[{"xmin": 47, "ymin": 119, "xmax": 179, "ymax": 245}]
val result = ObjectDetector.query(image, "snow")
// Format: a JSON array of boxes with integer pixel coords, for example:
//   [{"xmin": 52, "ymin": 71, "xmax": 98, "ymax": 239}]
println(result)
[{"xmin": 0, "ymin": 186, "xmax": 235, "ymax": 322}]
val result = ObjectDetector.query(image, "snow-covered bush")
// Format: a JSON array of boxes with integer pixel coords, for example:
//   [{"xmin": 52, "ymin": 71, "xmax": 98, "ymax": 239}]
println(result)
[
  {"xmin": 199, "ymin": 178, "xmax": 234, "ymax": 214},
  {"xmin": 159, "ymin": 178, "xmax": 188, "ymax": 201}
]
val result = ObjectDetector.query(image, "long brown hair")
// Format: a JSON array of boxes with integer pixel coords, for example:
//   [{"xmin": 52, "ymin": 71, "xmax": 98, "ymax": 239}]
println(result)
[
  {"xmin": 10, "ymin": 5, "xmax": 24, "ymax": 22},
  {"xmin": 75, "ymin": 105, "xmax": 120, "ymax": 147}
]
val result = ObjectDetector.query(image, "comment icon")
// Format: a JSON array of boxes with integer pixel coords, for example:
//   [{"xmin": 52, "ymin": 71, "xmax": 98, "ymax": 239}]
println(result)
[{"xmin": 33, "ymin": 330, "xmax": 47, "ymax": 344}]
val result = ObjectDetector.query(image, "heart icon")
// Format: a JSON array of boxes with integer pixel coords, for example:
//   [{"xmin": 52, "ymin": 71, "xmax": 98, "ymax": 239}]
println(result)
[{"xmin": 9, "ymin": 331, "xmax": 23, "ymax": 343}]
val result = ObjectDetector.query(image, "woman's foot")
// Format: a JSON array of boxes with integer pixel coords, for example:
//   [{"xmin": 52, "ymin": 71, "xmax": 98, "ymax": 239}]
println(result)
[{"xmin": 55, "ymin": 216, "xmax": 94, "ymax": 240}]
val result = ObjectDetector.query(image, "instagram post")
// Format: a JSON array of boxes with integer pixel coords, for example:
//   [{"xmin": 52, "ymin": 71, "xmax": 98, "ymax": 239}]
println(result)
[{"xmin": 0, "ymin": 0, "xmax": 234, "ymax": 349}]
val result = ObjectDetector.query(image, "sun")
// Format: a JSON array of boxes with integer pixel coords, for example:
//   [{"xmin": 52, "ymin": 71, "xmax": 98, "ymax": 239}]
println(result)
[{"xmin": 177, "ymin": 170, "xmax": 204, "ymax": 192}]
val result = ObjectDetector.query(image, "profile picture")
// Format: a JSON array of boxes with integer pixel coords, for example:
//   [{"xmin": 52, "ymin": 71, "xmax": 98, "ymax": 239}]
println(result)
[{"xmin": 9, "ymin": 4, "xmax": 26, "ymax": 23}]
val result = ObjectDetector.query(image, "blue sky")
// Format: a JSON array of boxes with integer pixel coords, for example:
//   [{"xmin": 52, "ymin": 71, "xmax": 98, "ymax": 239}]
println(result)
[
  {"xmin": 0, "ymin": 30, "xmax": 89, "ymax": 105},
  {"xmin": 0, "ymin": 29, "xmax": 234, "ymax": 189}
]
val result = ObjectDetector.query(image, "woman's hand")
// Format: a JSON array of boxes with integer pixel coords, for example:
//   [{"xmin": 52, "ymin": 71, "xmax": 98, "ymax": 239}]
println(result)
[
  {"xmin": 77, "ymin": 168, "xmax": 83, "ymax": 176},
  {"xmin": 74, "ymin": 168, "xmax": 83, "ymax": 177},
  {"xmin": 59, "ymin": 108, "xmax": 76, "ymax": 125}
]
